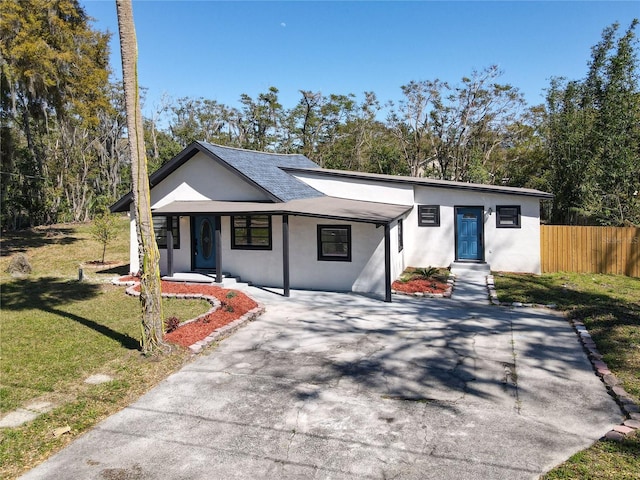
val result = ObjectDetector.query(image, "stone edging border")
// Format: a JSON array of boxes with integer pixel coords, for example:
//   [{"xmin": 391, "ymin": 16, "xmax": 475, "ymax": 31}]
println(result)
[
  {"xmin": 391, "ymin": 272, "xmax": 455, "ymax": 298},
  {"xmin": 112, "ymin": 277, "xmax": 265, "ymax": 355},
  {"xmin": 569, "ymin": 318, "xmax": 640, "ymax": 441},
  {"xmin": 482, "ymin": 275, "xmax": 639, "ymax": 441}
]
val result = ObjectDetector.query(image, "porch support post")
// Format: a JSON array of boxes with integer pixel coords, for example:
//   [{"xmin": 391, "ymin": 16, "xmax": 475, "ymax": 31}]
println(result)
[
  {"xmin": 215, "ymin": 216, "xmax": 222, "ymax": 284},
  {"xmin": 166, "ymin": 219, "xmax": 174, "ymax": 277},
  {"xmin": 384, "ymin": 222, "xmax": 392, "ymax": 302},
  {"xmin": 282, "ymin": 214, "xmax": 290, "ymax": 297}
]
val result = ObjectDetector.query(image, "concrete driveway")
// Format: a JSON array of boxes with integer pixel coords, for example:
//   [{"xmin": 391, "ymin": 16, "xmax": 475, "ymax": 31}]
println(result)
[{"xmin": 21, "ymin": 289, "xmax": 620, "ymax": 480}]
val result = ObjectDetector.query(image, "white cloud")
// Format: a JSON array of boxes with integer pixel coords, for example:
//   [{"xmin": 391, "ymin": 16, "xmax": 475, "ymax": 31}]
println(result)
[{"xmin": 280, "ymin": 22, "xmax": 286, "ymax": 27}]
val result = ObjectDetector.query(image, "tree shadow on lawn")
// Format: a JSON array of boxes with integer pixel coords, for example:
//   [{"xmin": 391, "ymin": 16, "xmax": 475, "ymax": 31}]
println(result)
[
  {"xmin": 496, "ymin": 274, "xmax": 640, "ymax": 325},
  {"xmin": 96, "ymin": 263, "xmax": 130, "ymax": 276},
  {"xmin": 0, "ymin": 227, "xmax": 79, "ymax": 257},
  {"xmin": 1, "ymin": 277, "xmax": 139, "ymax": 350}
]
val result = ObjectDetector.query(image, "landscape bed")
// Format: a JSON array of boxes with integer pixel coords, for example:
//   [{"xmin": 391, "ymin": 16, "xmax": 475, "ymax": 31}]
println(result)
[{"xmin": 121, "ymin": 278, "xmax": 260, "ymax": 348}]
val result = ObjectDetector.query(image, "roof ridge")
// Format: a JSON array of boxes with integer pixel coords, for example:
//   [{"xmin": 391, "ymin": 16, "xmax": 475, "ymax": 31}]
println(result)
[{"xmin": 198, "ymin": 141, "xmax": 309, "ymax": 158}]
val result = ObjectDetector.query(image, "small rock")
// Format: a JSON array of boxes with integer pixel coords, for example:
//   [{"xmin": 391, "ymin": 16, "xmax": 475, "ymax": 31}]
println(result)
[
  {"xmin": 602, "ymin": 374, "xmax": 620, "ymax": 387},
  {"xmin": 623, "ymin": 419, "xmax": 640, "ymax": 429},
  {"xmin": 612, "ymin": 386, "xmax": 629, "ymax": 398},
  {"xmin": 622, "ymin": 403, "xmax": 640, "ymax": 414},
  {"xmin": 512, "ymin": 302, "xmax": 523, "ymax": 307},
  {"xmin": 52, "ymin": 426, "xmax": 71, "ymax": 437},
  {"xmin": 612, "ymin": 425, "xmax": 634, "ymax": 435},
  {"xmin": 604, "ymin": 430, "xmax": 626, "ymax": 441}
]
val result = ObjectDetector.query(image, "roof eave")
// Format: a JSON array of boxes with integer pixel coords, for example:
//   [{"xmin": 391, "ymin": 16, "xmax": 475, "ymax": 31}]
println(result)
[{"xmin": 283, "ymin": 167, "xmax": 555, "ymax": 199}]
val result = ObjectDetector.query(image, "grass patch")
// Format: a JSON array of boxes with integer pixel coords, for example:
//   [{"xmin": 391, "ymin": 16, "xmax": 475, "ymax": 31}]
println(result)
[
  {"xmin": 0, "ymin": 219, "xmax": 211, "ymax": 478},
  {"xmin": 493, "ymin": 271, "xmax": 640, "ymax": 479}
]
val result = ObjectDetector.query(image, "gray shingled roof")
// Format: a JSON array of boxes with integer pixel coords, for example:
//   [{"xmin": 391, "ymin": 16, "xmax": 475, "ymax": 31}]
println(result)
[{"xmin": 198, "ymin": 142, "xmax": 324, "ymax": 202}]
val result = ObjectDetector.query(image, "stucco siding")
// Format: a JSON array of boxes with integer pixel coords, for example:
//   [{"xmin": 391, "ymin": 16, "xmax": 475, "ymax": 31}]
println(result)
[
  {"xmin": 220, "ymin": 216, "xmax": 285, "ymax": 286},
  {"xmin": 408, "ymin": 187, "xmax": 542, "ymax": 273},
  {"xmin": 288, "ymin": 218, "xmax": 387, "ymax": 295},
  {"xmin": 292, "ymin": 172, "xmax": 414, "ymax": 205},
  {"xmin": 196, "ymin": 216, "xmax": 388, "ymax": 296}
]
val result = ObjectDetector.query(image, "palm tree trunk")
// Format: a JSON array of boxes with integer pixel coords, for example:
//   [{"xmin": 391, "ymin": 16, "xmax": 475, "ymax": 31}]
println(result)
[{"xmin": 115, "ymin": 0, "xmax": 166, "ymax": 354}]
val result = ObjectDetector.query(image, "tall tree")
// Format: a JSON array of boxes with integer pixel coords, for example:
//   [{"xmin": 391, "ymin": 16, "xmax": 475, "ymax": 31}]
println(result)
[
  {"xmin": 237, "ymin": 87, "xmax": 284, "ymax": 150},
  {"xmin": 115, "ymin": 0, "xmax": 166, "ymax": 354},
  {"xmin": 0, "ymin": 0, "xmax": 110, "ymax": 227},
  {"xmin": 546, "ymin": 20, "xmax": 640, "ymax": 225},
  {"xmin": 388, "ymin": 66, "xmax": 525, "ymax": 181}
]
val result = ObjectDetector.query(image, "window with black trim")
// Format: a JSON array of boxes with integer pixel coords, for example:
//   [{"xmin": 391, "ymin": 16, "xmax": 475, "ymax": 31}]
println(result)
[
  {"xmin": 317, "ymin": 225, "xmax": 351, "ymax": 262},
  {"xmin": 232, "ymin": 215, "xmax": 272, "ymax": 249},
  {"xmin": 496, "ymin": 206, "xmax": 521, "ymax": 228},
  {"xmin": 153, "ymin": 216, "xmax": 180, "ymax": 249},
  {"xmin": 398, "ymin": 219, "xmax": 404, "ymax": 252},
  {"xmin": 418, "ymin": 205, "xmax": 440, "ymax": 226}
]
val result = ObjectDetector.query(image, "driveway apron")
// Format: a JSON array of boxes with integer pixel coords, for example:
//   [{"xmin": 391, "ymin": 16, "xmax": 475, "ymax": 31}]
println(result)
[{"xmin": 20, "ymin": 289, "xmax": 621, "ymax": 480}]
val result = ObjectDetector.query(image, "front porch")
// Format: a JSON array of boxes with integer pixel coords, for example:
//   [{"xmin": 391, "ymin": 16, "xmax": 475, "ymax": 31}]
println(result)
[{"xmin": 153, "ymin": 197, "xmax": 413, "ymax": 302}]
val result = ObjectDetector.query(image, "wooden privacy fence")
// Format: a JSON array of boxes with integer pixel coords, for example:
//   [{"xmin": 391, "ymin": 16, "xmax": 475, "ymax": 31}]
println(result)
[{"xmin": 541, "ymin": 226, "xmax": 640, "ymax": 277}]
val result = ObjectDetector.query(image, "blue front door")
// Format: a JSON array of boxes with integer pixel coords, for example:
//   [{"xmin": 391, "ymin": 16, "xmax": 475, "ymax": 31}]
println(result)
[
  {"xmin": 456, "ymin": 207, "xmax": 483, "ymax": 261},
  {"xmin": 194, "ymin": 215, "xmax": 216, "ymax": 270}
]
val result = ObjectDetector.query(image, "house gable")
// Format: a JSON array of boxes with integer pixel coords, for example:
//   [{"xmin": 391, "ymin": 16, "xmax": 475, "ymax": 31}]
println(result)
[
  {"xmin": 150, "ymin": 151, "xmax": 273, "ymax": 209},
  {"xmin": 111, "ymin": 142, "xmax": 324, "ymax": 213}
]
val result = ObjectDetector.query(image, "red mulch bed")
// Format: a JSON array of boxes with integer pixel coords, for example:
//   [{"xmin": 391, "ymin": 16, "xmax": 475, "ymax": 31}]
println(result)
[
  {"xmin": 118, "ymin": 275, "xmax": 139, "ymax": 282},
  {"xmin": 126, "ymin": 279, "xmax": 258, "ymax": 348},
  {"xmin": 392, "ymin": 278, "xmax": 448, "ymax": 294}
]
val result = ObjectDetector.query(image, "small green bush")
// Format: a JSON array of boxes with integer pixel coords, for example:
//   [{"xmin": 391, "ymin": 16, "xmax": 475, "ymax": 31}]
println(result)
[{"xmin": 414, "ymin": 266, "xmax": 439, "ymax": 278}]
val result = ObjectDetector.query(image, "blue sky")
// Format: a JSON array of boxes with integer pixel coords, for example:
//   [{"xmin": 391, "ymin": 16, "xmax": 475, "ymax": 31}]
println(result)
[{"xmin": 81, "ymin": 1, "xmax": 639, "ymax": 117}]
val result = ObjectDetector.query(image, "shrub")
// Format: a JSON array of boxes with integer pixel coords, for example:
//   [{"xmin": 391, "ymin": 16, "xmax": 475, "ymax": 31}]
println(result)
[
  {"xmin": 91, "ymin": 213, "xmax": 118, "ymax": 263},
  {"xmin": 414, "ymin": 266, "xmax": 439, "ymax": 279},
  {"xmin": 6, "ymin": 253, "xmax": 32, "ymax": 275},
  {"xmin": 164, "ymin": 316, "xmax": 181, "ymax": 333}
]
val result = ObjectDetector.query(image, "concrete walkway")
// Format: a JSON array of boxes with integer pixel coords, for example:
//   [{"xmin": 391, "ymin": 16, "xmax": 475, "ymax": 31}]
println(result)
[
  {"xmin": 20, "ymin": 287, "xmax": 621, "ymax": 480},
  {"xmin": 450, "ymin": 262, "xmax": 491, "ymax": 304}
]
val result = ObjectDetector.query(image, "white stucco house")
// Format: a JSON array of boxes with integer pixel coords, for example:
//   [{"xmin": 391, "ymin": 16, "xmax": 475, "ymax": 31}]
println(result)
[{"xmin": 111, "ymin": 141, "xmax": 553, "ymax": 301}]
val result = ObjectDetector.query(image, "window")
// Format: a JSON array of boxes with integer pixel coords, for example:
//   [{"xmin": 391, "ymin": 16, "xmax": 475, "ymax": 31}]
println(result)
[
  {"xmin": 317, "ymin": 225, "xmax": 351, "ymax": 262},
  {"xmin": 496, "ymin": 206, "xmax": 521, "ymax": 228},
  {"xmin": 231, "ymin": 215, "xmax": 272, "ymax": 249},
  {"xmin": 398, "ymin": 219, "xmax": 404, "ymax": 252},
  {"xmin": 418, "ymin": 205, "xmax": 440, "ymax": 226},
  {"xmin": 153, "ymin": 216, "xmax": 179, "ymax": 249}
]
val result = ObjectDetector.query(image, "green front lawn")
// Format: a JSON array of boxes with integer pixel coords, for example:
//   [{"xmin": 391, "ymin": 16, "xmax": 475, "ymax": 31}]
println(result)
[
  {"xmin": 0, "ymin": 219, "xmax": 211, "ymax": 479},
  {"xmin": 493, "ymin": 271, "xmax": 640, "ymax": 479}
]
